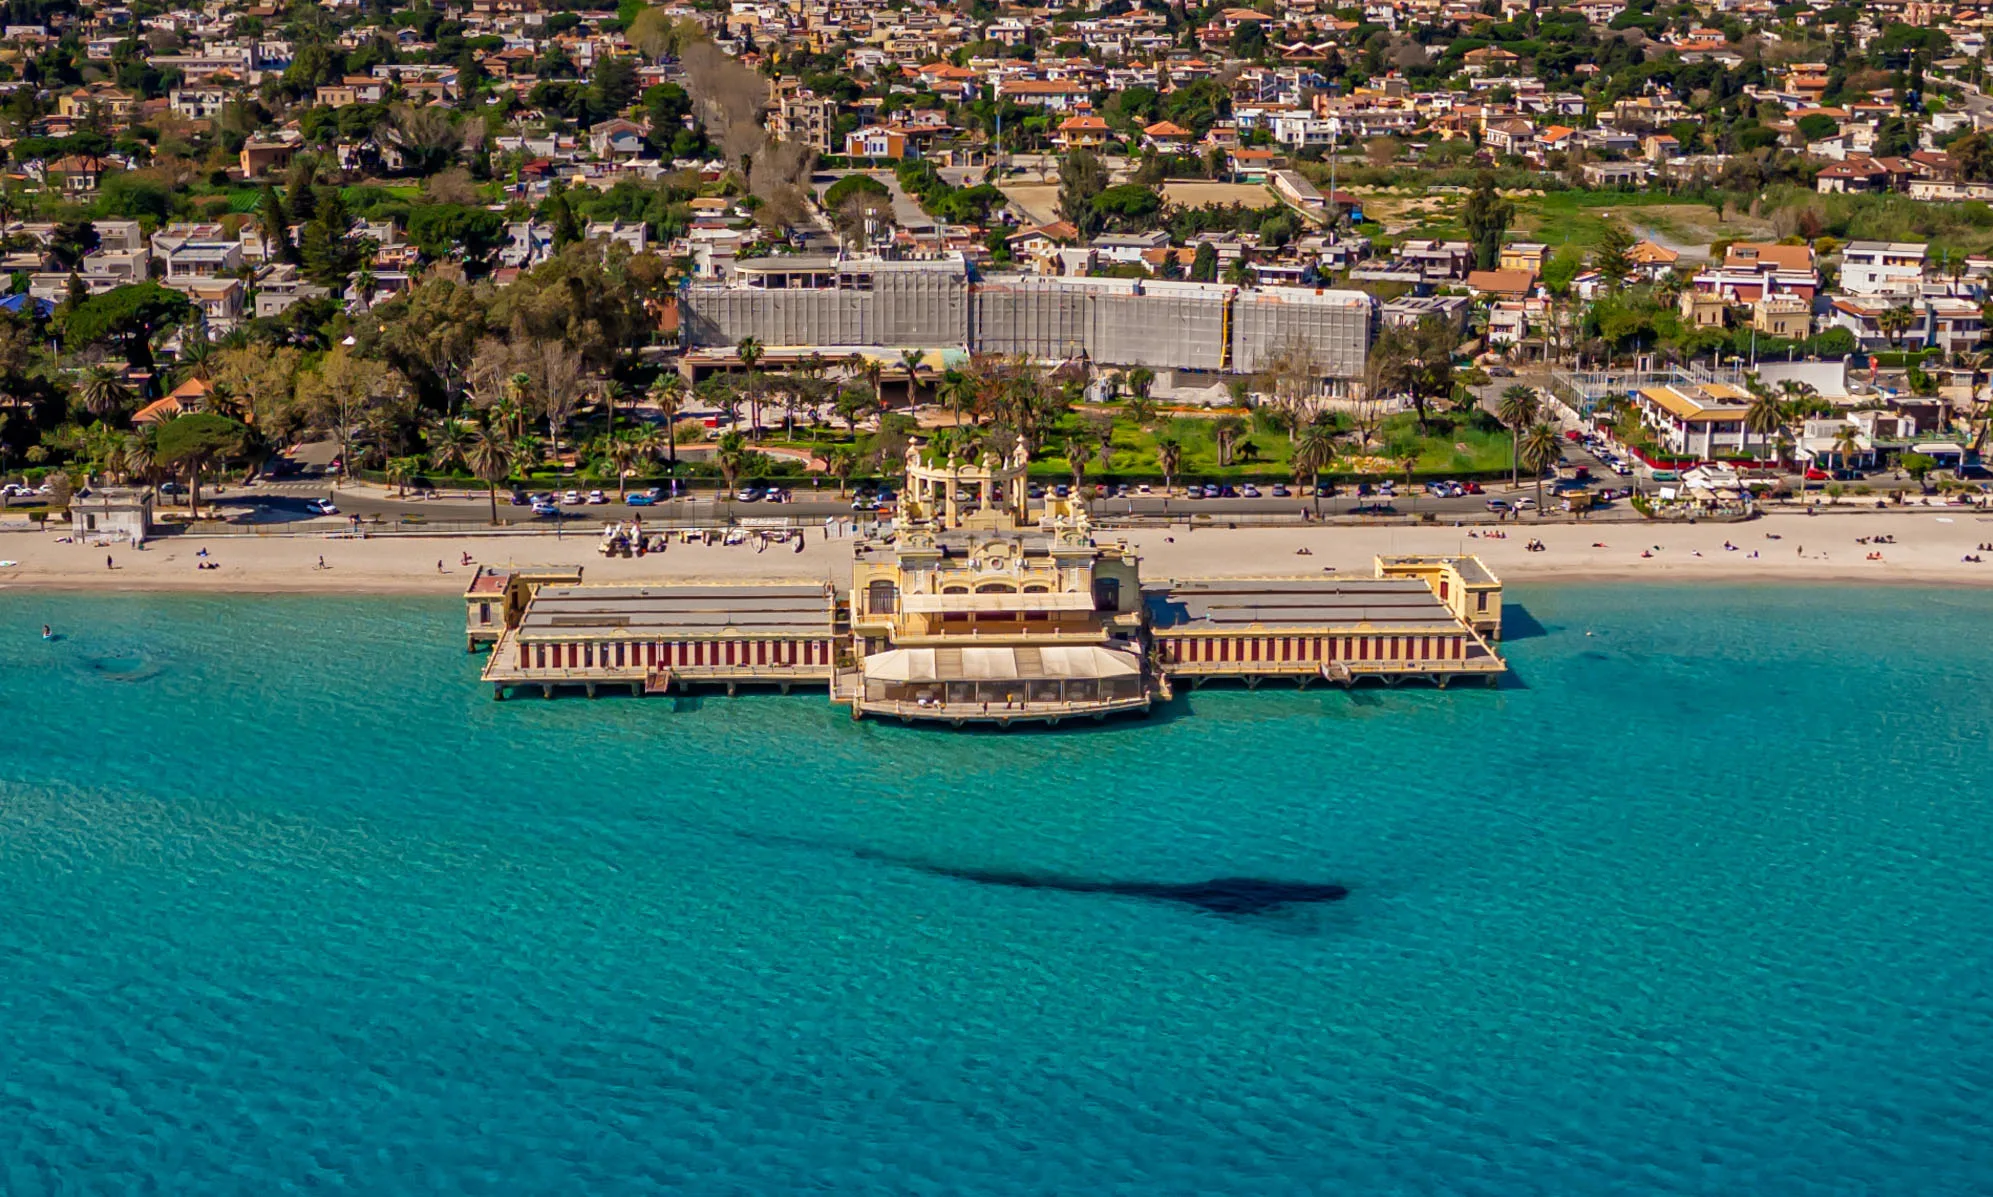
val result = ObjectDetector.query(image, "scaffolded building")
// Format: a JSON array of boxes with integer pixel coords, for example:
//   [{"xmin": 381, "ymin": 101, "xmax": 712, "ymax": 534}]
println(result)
[{"xmin": 680, "ymin": 256, "xmax": 1376, "ymax": 385}]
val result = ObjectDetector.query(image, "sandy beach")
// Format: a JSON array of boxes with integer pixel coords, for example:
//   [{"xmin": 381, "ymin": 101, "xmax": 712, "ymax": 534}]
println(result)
[{"xmin": 7, "ymin": 508, "xmax": 1993, "ymax": 595}]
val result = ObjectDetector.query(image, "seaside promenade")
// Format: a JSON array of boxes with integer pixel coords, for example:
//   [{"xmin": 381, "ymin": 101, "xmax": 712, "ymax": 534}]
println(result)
[{"xmin": 7, "ymin": 508, "xmax": 1993, "ymax": 594}]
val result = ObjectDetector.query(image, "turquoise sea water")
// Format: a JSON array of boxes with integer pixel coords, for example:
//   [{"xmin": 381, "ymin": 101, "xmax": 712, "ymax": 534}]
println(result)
[{"xmin": 3, "ymin": 584, "xmax": 1992, "ymax": 1194}]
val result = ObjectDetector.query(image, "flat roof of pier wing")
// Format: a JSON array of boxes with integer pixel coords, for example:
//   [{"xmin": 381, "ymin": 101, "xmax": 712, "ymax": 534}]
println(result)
[
  {"xmin": 517, "ymin": 583, "xmax": 835, "ymax": 638},
  {"xmin": 1147, "ymin": 578, "xmax": 1465, "ymax": 632},
  {"xmin": 1375, "ymin": 554, "xmax": 1499, "ymax": 586}
]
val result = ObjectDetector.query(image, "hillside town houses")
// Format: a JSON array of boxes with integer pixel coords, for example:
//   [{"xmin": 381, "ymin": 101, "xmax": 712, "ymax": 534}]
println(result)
[{"xmin": 0, "ymin": 0, "xmax": 1982, "ymax": 398}]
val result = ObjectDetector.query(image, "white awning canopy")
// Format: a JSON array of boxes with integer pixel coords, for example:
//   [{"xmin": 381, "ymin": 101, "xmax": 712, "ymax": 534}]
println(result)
[
  {"xmin": 898, "ymin": 592, "xmax": 1096, "ymax": 614},
  {"xmin": 861, "ymin": 645, "xmax": 1140, "ymax": 682}
]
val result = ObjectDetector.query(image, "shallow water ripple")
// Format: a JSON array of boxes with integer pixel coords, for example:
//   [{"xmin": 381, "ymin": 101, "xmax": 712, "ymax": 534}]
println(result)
[{"xmin": 1, "ymin": 586, "xmax": 1991, "ymax": 1193}]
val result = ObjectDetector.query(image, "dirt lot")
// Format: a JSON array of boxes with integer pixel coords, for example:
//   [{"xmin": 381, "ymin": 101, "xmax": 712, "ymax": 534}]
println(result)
[
  {"xmin": 1001, "ymin": 184, "xmax": 1061, "ymax": 225},
  {"xmin": 1159, "ymin": 181, "xmax": 1278, "ymax": 208}
]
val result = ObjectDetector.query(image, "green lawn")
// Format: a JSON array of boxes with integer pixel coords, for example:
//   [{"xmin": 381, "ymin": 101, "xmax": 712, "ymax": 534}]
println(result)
[{"xmin": 768, "ymin": 408, "xmax": 1515, "ymax": 485}]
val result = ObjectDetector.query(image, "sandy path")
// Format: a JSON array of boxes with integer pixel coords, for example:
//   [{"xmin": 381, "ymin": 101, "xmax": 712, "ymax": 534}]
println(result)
[{"xmin": 4, "ymin": 509, "xmax": 1993, "ymax": 596}]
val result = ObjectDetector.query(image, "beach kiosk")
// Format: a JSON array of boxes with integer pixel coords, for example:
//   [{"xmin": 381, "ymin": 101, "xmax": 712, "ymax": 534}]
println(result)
[{"xmin": 66, "ymin": 486, "xmax": 153, "ymax": 543}]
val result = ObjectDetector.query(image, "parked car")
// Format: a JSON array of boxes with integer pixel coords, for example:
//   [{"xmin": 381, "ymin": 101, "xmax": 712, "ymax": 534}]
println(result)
[
  {"xmin": 509, "ymin": 489, "xmax": 530, "ymax": 506},
  {"xmin": 1463, "ymin": 481, "xmax": 1484, "ymax": 494},
  {"xmin": 1218, "ymin": 484, "xmax": 1239, "ymax": 498},
  {"xmin": 625, "ymin": 493, "xmax": 656, "ymax": 506},
  {"xmin": 562, "ymin": 490, "xmax": 582, "ymax": 505},
  {"xmin": 1352, "ymin": 502, "xmax": 1397, "ymax": 516},
  {"xmin": 1804, "ymin": 467, "xmax": 1829, "ymax": 481},
  {"xmin": 1240, "ymin": 484, "xmax": 1261, "ymax": 498},
  {"xmin": 586, "ymin": 490, "xmax": 608, "ymax": 504},
  {"xmin": 736, "ymin": 487, "xmax": 764, "ymax": 501},
  {"xmin": 1485, "ymin": 498, "xmax": 1511, "ymax": 512},
  {"xmin": 1271, "ymin": 484, "xmax": 1290, "ymax": 498}
]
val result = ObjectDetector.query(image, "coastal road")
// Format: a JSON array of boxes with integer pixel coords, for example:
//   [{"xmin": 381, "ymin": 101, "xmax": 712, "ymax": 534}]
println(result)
[{"xmin": 206, "ymin": 481, "xmax": 1598, "ymax": 528}]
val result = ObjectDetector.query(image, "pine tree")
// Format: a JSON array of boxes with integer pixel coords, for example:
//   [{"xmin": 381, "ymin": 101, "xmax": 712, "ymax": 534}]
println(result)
[
  {"xmin": 258, "ymin": 183, "xmax": 296, "ymax": 266},
  {"xmin": 550, "ymin": 192, "xmax": 582, "ymax": 249}
]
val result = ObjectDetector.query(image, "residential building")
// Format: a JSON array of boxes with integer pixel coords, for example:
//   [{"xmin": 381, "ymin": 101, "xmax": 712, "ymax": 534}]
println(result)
[{"xmin": 1632, "ymin": 383, "xmax": 1752, "ymax": 458}]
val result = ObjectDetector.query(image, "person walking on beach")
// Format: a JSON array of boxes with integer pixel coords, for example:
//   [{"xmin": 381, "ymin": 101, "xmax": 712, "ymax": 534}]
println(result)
[{"xmin": 105, "ymin": 554, "xmax": 113, "ymax": 570}]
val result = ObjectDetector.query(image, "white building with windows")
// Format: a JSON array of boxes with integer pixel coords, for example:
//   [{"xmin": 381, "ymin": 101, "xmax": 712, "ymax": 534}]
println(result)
[{"xmin": 1839, "ymin": 241, "xmax": 1926, "ymax": 297}]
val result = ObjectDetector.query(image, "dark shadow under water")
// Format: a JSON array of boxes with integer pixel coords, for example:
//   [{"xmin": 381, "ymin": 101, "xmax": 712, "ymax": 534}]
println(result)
[
  {"xmin": 857, "ymin": 850, "xmax": 1350, "ymax": 915},
  {"xmin": 699, "ymin": 824, "xmax": 1350, "ymax": 918}
]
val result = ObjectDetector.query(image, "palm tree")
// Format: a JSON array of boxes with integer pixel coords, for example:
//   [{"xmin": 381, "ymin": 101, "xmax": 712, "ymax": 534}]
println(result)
[
  {"xmin": 827, "ymin": 446, "xmax": 858, "ymax": 496},
  {"xmin": 426, "ymin": 416, "xmax": 474, "ymax": 477},
  {"xmin": 1518, "ymin": 421, "xmax": 1563, "ymax": 512},
  {"xmin": 78, "ymin": 369, "xmax": 133, "ymax": 421},
  {"xmin": 1877, "ymin": 303, "xmax": 1917, "ymax": 351},
  {"xmin": 1212, "ymin": 414, "xmax": 1247, "ymax": 467},
  {"xmin": 502, "ymin": 373, "xmax": 531, "ymax": 437},
  {"xmin": 899, "ymin": 348, "xmax": 924, "ymax": 406},
  {"xmin": 510, "ymin": 433, "xmax": 545, "ymax": 477},
  {"xmin": 177, "ymin": 328, "xmax": 216, "ymax": 382},
  {"xmin": 604, "ymin": 431, "xmax": 642, "ymax": 497},
  {"xmin": 855, "ymin": 355, "xmax": 885, "ymax": 416},
  {"xmin": 633, "ymin": 423, "xmax": 668, "ymax": 483},
  {"xmin": 714, "ymin": 429, "xmax": 749, "ymax": 493},
  {"xmin": 385, "ymin": 455, "xmax": 422, "ymax": 496},
  {"xmin": 735, "ymin": 335, "xmax": 764, "ymax": 440},
  {"xmin": 466, "ymin": 420, "xmax": 512, "ymax": 524},
  {"xmin": 1832, "ymin": 424, "xmax": 1863, "ymax": 473},
  {"xmin": 1063, "ymin": 434, "xmax": 1089, "ymax": 494},
  {"xmin": 1294, "ymin": 417, "xmax": 1339, "ymax": 517},
  {"xmin": 711, "ymin": 378, "xmax": 744, "ymax": 435},
  {"xmin": 1126, "ymin": 365, "xmax": 1156, "ymax": 403},
  {"xmin": 936, "ymin": 368, "xmax": 975, "ymax": 427},
  {"xmin": 649, "ymin": 374, "xmax": 685, "ymax": 469},
  {"xmin": 1093, "ymin": 416, "xmax": 1115, "ymax": 470},
  {"xmin": 1744, "ymin": 389, "xmax": 1784, "ymax": 466},
  {"xmin": 1155, "ymin": 435, "xmax": 1182, "ymax": 495},
  {"xmin": 123, "ymin": 431, "xmax": 157, "ymax": 495},
  {"xmin": 1494, "ymin": 384, "xmax": 1539, "ymax": 487}
]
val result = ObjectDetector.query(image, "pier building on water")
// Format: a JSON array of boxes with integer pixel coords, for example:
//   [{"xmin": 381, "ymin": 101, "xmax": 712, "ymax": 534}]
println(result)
[{"xmin": 468, "ymin": 439, "xmax": 1507, "ymax": 724}]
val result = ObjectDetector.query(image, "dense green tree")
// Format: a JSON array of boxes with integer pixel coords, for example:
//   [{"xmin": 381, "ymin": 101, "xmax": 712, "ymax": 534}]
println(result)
[
  {"xmin": 1462, "ymin": 174, "xmax": 1513, "ymax": 272},
  {"xmin": 407, "ymin": 204, "xmax": 507, "ymax": 272},
  {"xmin": 63, "ymin": 282, "xmax": 191, "ymax": 370},
  {"xmin": 1057, "ymin": 148, "xmax": 1108, "ymax": 237},
  {"xmin": 46, "ymin": 219, "xmax": 98, "ymax": 271},
  {"xmin": 1190, "ymin": 241, "xmax": 1218, "ymax": 282},
  {"xmin": 154, "ymin": 412, "xmax": 245, "ymax": 518}
]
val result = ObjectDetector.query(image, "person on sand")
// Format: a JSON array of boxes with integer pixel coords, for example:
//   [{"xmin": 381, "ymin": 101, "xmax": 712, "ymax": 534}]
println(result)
[
  {"xmin": 437, "ymin": 560, "xmax": 445, "ymax": 573},
  {"xmin": 105, "ymin": 554, "xmax": 113, "ymax": 570},
  {"xmin": 316, "ymin": 555, "xmax": 327, "ymax": 570}
]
